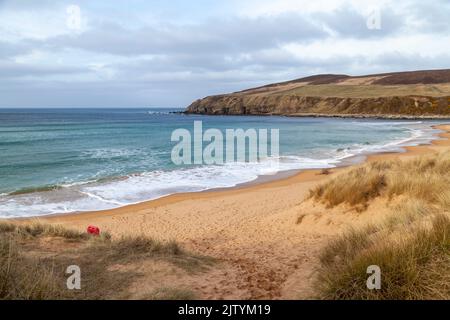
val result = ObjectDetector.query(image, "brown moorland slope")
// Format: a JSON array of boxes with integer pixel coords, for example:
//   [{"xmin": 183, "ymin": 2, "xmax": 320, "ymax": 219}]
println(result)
[{"xmin": 185, "ymin": 69, "xmax": 450, "ymax": 118}]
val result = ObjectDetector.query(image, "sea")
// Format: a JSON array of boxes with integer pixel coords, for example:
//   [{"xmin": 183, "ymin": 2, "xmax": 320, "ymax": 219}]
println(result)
[{"xmin": 0, "ymin": 108, "xmax": 444, "ymax": 218}]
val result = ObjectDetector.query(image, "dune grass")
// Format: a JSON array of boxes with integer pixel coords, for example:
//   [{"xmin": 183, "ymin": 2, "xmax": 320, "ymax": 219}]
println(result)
[
  {"xmin": 316, "ymin": 213, "xmax": 450, "ymax": 300},
  {"xmin": 309, "ymin": 151, "xmax": 450, "ymax": 210},
  {"xmin": 0, "ymin": 222, "xmax": 207, "ymax": 300},
  {"xmin": 0, "ymin": 222, "xmax": 110, "ymax": 241},
  {"xmin": 312, "ymin": 151, "xmax": 450, "ymax": 299},
  {"xmin": 0, "ymin": 233, "xmax": 64, "ymax": 300}
]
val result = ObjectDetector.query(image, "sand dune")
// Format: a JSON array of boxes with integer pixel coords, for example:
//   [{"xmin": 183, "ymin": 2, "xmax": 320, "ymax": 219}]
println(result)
[{"xmin": 26, "ymin": 125, "xmax": 450, "ymax": 299}]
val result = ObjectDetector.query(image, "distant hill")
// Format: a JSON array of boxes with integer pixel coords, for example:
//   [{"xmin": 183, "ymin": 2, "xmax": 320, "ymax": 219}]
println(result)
[{"xmin": 185, "ymin": 69, "xmax": 450, "ymax": 119}]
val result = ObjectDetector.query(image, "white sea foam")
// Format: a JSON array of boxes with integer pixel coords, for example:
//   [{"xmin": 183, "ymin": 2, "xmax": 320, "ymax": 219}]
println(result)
[
  {"xmin": 147, "ymin": 110, "xmax": 171, "ymax": 115},
  {"xmin": 81, "ymin": 148, "xmax": 148, "ymax": 159},
  {"xmin": 0, "ymin": 122, "xmax": 443, "ymax": 218},
  {"xmin": 0, "ymin": 157, "xmax": 337, "ymax": 218}
]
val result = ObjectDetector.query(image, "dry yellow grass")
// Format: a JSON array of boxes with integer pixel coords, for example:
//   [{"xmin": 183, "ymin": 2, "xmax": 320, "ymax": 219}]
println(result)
[
  {"xmin": 0, "ymin": 233, "xmax": 63, "ymax": 299},
  {"xmin": 273, "ymin": 84, "xmax": 450, "ymax": 98},
  {"xmin": 313, "ymin": 151, "xmax": 450, "ymax": 299},
  {"xmin": 0, "ymin": 222, "xmax": 209, "ymax": 300},
  {"xmin": 316, "ymin": 212, "xmax": 450, "ymax": 300},
  {"xmin": 309, "ymin": 151, "xmax": 450, "ymax": 210},
  {"xmin": 0, "ymin": 222, "xmax": 110, "ymax": 241}
]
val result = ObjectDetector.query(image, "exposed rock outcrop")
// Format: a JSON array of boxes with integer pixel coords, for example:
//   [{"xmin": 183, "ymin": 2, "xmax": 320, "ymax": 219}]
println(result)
[
  {"xmin": 185, "ymin": 69, "xmax": 450, "ymax": 118},
  {"xmin": 186, "ymin": 95, "xmax": 450, "ymax": 118}
]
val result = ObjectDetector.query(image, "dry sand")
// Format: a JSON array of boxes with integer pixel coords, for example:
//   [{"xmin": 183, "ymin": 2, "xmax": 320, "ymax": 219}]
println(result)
[{"xmin": 25, "ymin": 124, "xmax": 450, "ymax": 299}]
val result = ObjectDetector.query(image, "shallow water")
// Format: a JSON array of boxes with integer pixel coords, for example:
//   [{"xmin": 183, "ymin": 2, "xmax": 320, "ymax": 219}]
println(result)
[{"xmin": 0, "ymin": 108, "xmax": 443, "ymax": 217}]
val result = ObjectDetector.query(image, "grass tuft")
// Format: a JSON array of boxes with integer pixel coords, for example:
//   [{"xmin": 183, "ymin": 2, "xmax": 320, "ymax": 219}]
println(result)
[
  {"xmin": 309, "ymin": 151, "xmax": 450, "ymax": 210},
  {"xmin": 0, "ymin": 234, "xmax": 65, "ymax": 299},
  {"xmin": 0, "ymin": 222, "xmax": 90, "ymax": 240},
  {"xmin": 316, "ymin": 214, "xmax": 450, "ymax": 300},
  {"xmin": 0, "ymin": 222, "xmax": 206, "ymax": 300},
  {"xmin": 110, "ymin": 236, "xmax": 182, "ymax": 256},
  {"xmin": 310, "ymin": 152, "xmax": 450, "ymax": 300},
  {"xmin": 313, "ymin": 151, "xmax": 450, "ymax": 300}
]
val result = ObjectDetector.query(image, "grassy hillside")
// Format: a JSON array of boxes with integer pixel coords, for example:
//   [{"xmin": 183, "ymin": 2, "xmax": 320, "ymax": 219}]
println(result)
[
  {"xmin": 309, "ymin": 151, "xmax": 450, "ymax": 299},
  {"xmin": 186, "ymin": 69, "xmax": 450, "ymax": 118},
  {"xmin": 275, "ymin": 84, "xmax": 450, "ymax": 98}
]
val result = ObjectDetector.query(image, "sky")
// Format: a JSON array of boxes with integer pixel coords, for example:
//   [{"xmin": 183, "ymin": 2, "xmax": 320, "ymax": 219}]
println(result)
[{"xmin": 0, "ymin": 0, "xmax": 449, "ymax": 108}]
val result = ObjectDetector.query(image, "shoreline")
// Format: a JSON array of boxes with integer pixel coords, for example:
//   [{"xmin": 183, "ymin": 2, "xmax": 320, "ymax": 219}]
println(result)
[
  {"xmin": 30, "ymin": 123, "xmax": 450, "ymax": 223},
  {"xmin": 18, "ymin": 124, "xmax": 450, "ymax": 299},
  {"xmin": 184, "ymin": 112, "xmax": 450, "ymax": 120},
  {"xmin": 4, "ymin": 119, "xmax": 442, "ymax": 219}
]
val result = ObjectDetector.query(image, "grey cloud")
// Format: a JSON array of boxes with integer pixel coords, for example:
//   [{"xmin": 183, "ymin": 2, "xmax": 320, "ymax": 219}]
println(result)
[
  {"xmin": 45, "ymin": 13, "xmax": 327, "ymax": 57},
  {"xmin": 369, "ymin": 52, "xmax": 450, "ymax": 71},
  {"xmin": 404, "ymin": 1, "xmax": 450, "ymax": 33},
  {"xmin": 0, "ymin": 0, "xmax": 67, "ymax": 10},
  {"xmin": 314, "ymin": 6, "xmax": 404, "ymax": 38},
  {"xmin": 0, "ymin": 0, "xmax": 449, "ymax": 108},
  {"xmin": 5, "ymin": 50, "xmax": 450, "ymax": 108},
  {"xmin": 0, "ymin": 60, "xmax": 91, "ymax": 79},
  {"xmin": 0, "ymin": 41, "xmax": 32, "ymax": 58},
  {"xmin": 39, "ymin": 6, "xmax": 414, "ymax": 59},
  {"xmin": 0, "ymin": 77, "xmax": 246, "ymax": 108}
]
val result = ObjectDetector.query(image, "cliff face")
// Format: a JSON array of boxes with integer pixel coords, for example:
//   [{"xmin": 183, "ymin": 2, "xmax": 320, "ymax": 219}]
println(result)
[
  {"xmin": 185, "ymin": 69, "xmax": 450, "ymax": 118},
  {"xmin": 186, "ymin": 95, "xmax": 450, "ymax": 118}
]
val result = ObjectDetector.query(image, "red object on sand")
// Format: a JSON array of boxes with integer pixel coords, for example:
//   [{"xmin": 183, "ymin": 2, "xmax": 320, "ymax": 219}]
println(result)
[{"xmin": 87, "ymin": 225, "xmax": 100, "ymax": 236}]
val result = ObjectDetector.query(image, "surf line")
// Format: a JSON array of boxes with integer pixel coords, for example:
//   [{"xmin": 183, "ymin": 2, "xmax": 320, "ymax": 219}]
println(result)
[{"xmin": 171, "ymin": 120, "xmax": 279, "ymax": 165}]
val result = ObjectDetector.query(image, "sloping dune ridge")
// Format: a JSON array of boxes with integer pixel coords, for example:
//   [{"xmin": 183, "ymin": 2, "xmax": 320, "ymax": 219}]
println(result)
[{"xmin": 186, "ymin": 69, "xmax": 450, "ymax": 118}]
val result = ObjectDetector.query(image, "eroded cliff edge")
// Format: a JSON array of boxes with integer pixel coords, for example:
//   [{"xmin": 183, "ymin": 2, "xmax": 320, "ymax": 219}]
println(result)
[{"xmin": 185, "ymin": 70, "xmax": 450, "ymax": 118}]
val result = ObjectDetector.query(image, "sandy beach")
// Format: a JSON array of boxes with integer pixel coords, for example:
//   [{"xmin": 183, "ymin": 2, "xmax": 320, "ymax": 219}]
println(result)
[{"xmin": 24, "ymin": 124, "xmax": 450, "ymax": 299}]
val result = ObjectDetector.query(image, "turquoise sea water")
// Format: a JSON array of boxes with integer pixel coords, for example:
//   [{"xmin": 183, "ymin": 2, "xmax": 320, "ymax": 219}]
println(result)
[{"xmin": 0, "ymin": 108, "xmax": 443, "ymax": 217}]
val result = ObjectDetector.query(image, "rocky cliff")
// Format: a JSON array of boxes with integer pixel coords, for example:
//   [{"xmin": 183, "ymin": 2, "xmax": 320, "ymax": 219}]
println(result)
[{"xmin": 185, "ymin": 69, "xmax": 450, "ymax": 118}]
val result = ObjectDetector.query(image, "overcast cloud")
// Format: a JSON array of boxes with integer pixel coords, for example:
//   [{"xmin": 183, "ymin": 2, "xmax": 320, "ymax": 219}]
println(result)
[{"xmin": 0, "ymin": 0, "xmax": 449, "ymax": 107}]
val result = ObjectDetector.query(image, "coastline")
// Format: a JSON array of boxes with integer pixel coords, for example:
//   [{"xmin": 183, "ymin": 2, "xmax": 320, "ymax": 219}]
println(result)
[
  {"xmin": 185, "ymin": 112, "xmax": 450, "ymax": 120},
  {"xmin": 5, "ymin": 116, "xmax": 438, "ymax": 219},
  {"xmin": 26, "ymin": 123, "xmax": 447, "ymax": 222},
  {"xmin": 19, "ymin": 124, "xmax": 450, "ymax": 299}
]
